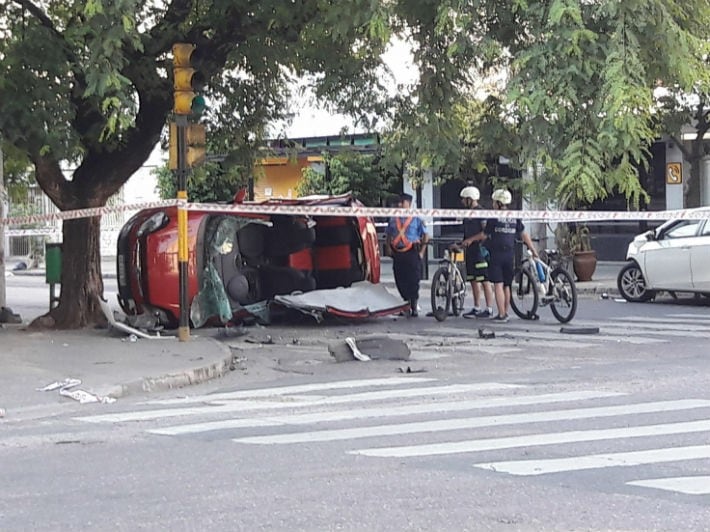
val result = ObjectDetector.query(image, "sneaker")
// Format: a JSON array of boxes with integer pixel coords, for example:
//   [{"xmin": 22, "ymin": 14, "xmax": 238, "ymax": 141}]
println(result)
[
  {"xmin": 475, "ymin": 309, "xmax": 492, "ymax": 319},
  {"xmin": 463, "ymin": 309, "xmax": 479, "ymax": 319},
  {"xmin": 491, "ymin": 314, "xmax": 509, "ymax": 323}
]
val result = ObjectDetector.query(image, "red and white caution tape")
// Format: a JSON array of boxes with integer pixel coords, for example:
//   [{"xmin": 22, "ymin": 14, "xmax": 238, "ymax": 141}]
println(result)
[
  {"xmin": 2, "ymin": 198, "xmax": 710, "ymax": 227},
  {"xmin": 0, "ymin": 200, "xmax": 177, "ymax": 227},
  {"xmin": 184, "ymin": 201, "xmax": 710, "ymax": 222}
]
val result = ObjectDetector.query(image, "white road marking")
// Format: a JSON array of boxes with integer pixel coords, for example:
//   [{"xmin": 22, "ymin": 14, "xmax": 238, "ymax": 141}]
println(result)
[
  {"xmin": 234, "ymin": 400, "xmax": 710, "ymax": 445},
  {"xmin": 146, "ymin": 377, "xmax": 436, "ymax": 405},
  {"xmin": 474, "ymin": 447, "xmax": 710, "ymax": 476},
  {"xmin": 76, "ymin": 383, "xmax": 522, "ymax": 424},
  {"xmin": 627, "ymin": 476, "xmax": 710, "ymax": 495},
  {"xmin": 351, "ymin": 419, "xmax": 710, "ymax": 458},
  {"xmin": 614, "ymin": 316, "xmax": 710, "ymax": 326},
  {"xmin": 148, "ymin": 391, "xmax": 625, "ymax": 436},
  {"xmin": 570, "ymin": 320, "xmax": 710, "ymax": 337},
  {"xmin": 423, "ymin": 326, "xmax": 664, "ymax": 345}
]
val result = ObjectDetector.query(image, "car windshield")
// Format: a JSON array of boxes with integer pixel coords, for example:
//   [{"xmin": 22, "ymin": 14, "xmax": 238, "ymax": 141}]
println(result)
[{"xmin": 659, "ymin": 220, "xmax": 702, "ymax": 239}]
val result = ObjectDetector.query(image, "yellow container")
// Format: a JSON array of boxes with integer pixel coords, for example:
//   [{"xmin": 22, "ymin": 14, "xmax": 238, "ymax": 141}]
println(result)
[{"xmin": 452, "ymin": 250, "xmax": 465, "ymax": 263}]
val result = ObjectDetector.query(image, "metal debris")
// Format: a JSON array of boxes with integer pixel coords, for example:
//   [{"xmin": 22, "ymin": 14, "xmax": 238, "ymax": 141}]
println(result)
[
  {"xmin": 345, "ymin": 337, "xmax": 371, "ymax": 361},
  {"xmin": 478, "ymin": 328, "xmax": 496, "ymax": 339},
  {"xmin": 37, "ymin": 378, "xmax": 116, "ymax": 404},
  {"xmin": 560, "ymin": 326, "xmax": 600, "ymax": 335},
  {"xmin": 397, "ymin": 366, "xmax": 427, "ymax": 374},
  {"xmin": 37, "ymin": 378, "xmax": 82, "ymax": 392}
]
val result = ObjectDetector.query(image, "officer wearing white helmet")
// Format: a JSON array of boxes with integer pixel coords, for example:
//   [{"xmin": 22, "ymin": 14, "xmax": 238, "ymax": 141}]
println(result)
[
  {"xmin": 483, "ymin": 188, "xmax": 538, "ymax": 322},
  {"xmin": 458, "ymin": 186, "xmax": 494, "ymax": 318}
]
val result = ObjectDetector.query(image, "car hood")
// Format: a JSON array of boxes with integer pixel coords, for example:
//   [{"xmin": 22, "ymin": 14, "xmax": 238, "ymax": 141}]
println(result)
[{"xmin": 274, "ymin": 281, "xmax": 409, "ymax": 320}]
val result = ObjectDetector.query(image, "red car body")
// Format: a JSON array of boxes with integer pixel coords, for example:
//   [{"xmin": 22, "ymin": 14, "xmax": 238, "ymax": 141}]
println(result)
[{"xmin": 116, "ymin": 193, "xmax": 383, "ymax": 327}]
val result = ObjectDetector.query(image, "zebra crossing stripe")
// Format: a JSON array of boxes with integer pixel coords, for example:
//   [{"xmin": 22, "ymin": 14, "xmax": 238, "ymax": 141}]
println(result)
[
  {"xmin": 76, "ymin": 383, "xmax": 521, "ymax": 424},
  {"xmin": 146, "ymin": 377, "xmax": 436, "ymax": 405},
  {"xmin": 351, "ymin": 419, "xmax": 710, "ymax": 458},
  {"xmin": 626, "ymin": 476, "xmax": 710, "ymax": 495},
  {"xmin": 234, "ymin": 399, "xmax": 710, "ymax": 445},
  {"xmin": 148, "ymin": 391, "xmax": 625, "ymax": 436},
  {"xmin": 474, "ymin": 446, "xmax": 710, "ymax": 476}
]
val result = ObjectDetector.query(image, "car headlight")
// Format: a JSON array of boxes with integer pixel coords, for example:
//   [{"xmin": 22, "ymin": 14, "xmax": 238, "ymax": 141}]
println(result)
[{"xmin": 136, "ymin": 212, "xmax": 169, "ymax": 237}]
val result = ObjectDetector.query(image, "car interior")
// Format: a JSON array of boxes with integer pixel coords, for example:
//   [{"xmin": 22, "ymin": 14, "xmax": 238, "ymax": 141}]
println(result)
[{"xmin": 209, "ymin": 215, "xmax": 366, "ymax": 308}]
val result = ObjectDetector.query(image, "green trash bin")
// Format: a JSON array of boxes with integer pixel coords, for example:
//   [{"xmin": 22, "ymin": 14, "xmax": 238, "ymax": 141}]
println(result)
[{"xmin": 45, "ymin": 242, "xmax": 62, "ymax": 284}]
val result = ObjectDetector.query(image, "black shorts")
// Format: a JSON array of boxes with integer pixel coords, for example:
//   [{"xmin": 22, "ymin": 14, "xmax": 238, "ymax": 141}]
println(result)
[
  {"xmin": 488, "ymin": 253, "xmax": 514, "ymax": 286},
  {"xmin": 465, "ymin": 246, "xmax": 488, "ymax": 282}
]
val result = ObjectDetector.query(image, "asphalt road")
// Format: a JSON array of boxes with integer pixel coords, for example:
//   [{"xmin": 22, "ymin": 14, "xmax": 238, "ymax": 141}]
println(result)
[{"xmin": 3, "ymin": 276, "xmax": 710, "ymax": 531}]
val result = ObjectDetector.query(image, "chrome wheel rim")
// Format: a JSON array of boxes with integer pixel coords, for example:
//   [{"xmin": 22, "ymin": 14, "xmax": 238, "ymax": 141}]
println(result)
[{"xmin": 621, "ymin": 267, "xmax": 647, "ymax": 299}]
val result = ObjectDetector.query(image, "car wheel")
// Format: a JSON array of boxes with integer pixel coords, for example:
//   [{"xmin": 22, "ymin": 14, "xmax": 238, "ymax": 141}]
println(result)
[{"xmin": 617, "ymin": 262, "xmax": 656, "ymax": 302}]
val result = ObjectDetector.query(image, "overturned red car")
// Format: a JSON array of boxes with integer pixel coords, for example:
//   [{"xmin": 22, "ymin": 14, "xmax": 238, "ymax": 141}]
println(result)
[{"xmin": 116, "ymin": 193, "xmax": 406, "ymax": 328}]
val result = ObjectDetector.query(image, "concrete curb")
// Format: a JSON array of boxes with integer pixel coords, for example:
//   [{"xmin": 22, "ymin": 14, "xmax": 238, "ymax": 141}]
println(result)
[{"xmin": 102, "ymin": 338, "xmax": 234, "ymax": 399}]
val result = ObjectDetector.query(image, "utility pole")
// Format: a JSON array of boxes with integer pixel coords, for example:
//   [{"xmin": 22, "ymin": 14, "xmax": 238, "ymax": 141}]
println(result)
[{"xmin": 0, "ymin": 138, "xmax": 6, "ymax": 312}]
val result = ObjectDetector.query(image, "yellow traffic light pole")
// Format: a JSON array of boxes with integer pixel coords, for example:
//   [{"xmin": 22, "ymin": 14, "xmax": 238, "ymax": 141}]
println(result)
[
  {"xmin": 174, "ymin": 115, "xmax": 190, "ymax": 342},
  {"xmin": 171, "ymin": 43, "xmax": 204, "ymax": 342}
]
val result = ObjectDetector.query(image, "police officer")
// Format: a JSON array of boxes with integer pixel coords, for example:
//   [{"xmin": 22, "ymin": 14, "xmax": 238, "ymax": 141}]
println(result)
[
  {"xmin": 459, "ymin": 186, "xmax": 494, "ymax": 318},
  {"xmin": 385, "ymin": 193, "xmax": 430, "ymax": 317},
  {"xmin": 484, "ymin": 189, "xmax": 538, "ymax": 322}
]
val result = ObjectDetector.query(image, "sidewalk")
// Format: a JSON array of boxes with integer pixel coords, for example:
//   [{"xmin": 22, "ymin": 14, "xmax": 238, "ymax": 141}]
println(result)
[{"xmin": 0, "ymin": 326, "xmax": 234, "ymax": 417}]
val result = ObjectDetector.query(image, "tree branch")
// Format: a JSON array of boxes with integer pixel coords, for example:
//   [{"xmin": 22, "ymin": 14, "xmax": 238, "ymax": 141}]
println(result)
[{"xmin": 670, "ymin": 135, "xmax": 691, "ymax": 160}]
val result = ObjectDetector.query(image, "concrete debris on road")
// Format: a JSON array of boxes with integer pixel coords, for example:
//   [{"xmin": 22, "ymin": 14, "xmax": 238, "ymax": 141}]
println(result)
[
  {"xmin": 329, "ymin": 336, "xmax": 410, "ymax": 363},
  {"xmin": 0, "ymin": 306, "xmax": 22, "ymax": 324},
  {"xmin": 245, "ymin": 335, "xmax": 273, "ymax": 345}
]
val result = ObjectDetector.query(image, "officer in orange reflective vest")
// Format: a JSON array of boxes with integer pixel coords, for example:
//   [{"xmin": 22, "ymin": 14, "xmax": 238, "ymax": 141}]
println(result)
[{"xmin": 385, "ymin": 193, "xmax": 430, "ymax": 317}]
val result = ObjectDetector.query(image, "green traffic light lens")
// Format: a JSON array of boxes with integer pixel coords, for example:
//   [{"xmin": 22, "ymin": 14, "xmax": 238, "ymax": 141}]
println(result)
[{"xmin": 191, "ymin": 95, "xmax": 206, "ymax": 116}]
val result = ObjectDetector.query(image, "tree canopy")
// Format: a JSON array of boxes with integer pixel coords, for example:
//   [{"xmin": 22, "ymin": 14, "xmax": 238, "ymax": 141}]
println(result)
[
  {"xmin": 0, "ymin": 0, "xmax": 391, "ymax": 327},
  {"xmin": 297, "ymin": 150, "xmax": 400, "ymax": 206},
  {"xmin": 385, "ymin": 0, "xmax": 710, "ymax": 207}
]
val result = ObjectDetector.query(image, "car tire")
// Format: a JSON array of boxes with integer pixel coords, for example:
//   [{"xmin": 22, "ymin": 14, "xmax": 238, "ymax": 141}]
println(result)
[{"xmin": 617, "ymin": 262, "xmax": 656, "ymax": 302}]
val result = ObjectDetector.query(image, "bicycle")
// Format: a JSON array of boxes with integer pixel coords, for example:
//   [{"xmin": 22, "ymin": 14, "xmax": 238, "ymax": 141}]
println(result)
[
  {"xmin": 430, "ymin": 244, "xmax": 467, "ymax": 322},
  {"xmin": 509, "ymin": 247, "xmax": 578, "ymax": 323}
]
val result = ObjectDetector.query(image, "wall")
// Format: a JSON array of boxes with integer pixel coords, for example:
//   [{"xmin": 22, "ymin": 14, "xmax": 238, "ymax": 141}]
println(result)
[{"xmin": 253, "ymin": 158, "xmax": 311, "ymax": 201}]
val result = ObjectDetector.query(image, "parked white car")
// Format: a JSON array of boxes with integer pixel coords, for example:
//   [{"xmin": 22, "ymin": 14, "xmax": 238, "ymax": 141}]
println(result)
[{"xmin": 617, "ymin": 212, "xmax": 710, "ymax": 302}]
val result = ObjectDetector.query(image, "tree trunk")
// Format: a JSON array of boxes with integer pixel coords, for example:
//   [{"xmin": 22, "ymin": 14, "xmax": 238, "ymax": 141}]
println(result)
[{"xmin": 33, "ymin": 216, "xmax": 105, "ymax": 328}]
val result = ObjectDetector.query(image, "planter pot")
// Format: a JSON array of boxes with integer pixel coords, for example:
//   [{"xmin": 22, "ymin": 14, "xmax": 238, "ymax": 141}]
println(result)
[{"xmin": 573, "ymin": 250, "xmax": 597, "ymax": 282}]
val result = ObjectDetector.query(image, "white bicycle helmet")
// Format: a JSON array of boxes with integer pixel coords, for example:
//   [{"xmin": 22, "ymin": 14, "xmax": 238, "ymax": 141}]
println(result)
[
  {"xmin": 491, "ymin": 188, "xmax": 512, "ymax": 205},
  {"xmin": 459, "ymin": 186, "xmax": 480, "ymax": 201}
]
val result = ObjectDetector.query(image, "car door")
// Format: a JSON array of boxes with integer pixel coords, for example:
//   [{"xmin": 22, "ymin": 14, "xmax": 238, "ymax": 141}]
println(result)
[
  {"xmin": 690, "ymin": 220, "xmax": 710, "ymax": 292},
  {"xmin": 642, "ymin": 220, "xmax": 702, "ymax": 290}
]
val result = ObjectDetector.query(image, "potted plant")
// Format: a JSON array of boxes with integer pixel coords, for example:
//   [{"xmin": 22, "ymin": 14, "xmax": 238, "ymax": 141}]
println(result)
[
  {"xmin": 568, "ymin": 224, "xmax": 597, "ymax": 281},
  {"xmin": 553, "ymin": 223, "xmax": 597, "ymax": 281}
]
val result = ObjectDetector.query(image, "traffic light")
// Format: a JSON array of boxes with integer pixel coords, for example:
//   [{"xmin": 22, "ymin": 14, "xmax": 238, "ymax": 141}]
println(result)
[
  {"xmin": 172, "ymin": 43, "xmax": 206, "ymax": 116},
  {"xmin": 169, "ymin": 122, "xmax": 206, "ymax": 169}
]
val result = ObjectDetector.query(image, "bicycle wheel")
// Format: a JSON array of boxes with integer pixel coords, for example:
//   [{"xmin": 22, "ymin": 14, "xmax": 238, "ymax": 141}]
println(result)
[
  {"xmin": 430, "ymin": 267, "xmax": 451, "ymax": 322},
  {"xmin": 509, "ymin": 267, "xmax": 539, "ymax": 320},
  {"xmin": 450, "ymin": 270, "xmax": 466, "ymax": 316},
  {"xmin": 550, "ymin": 267, "xmax": 577, "ymax": 323}
]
